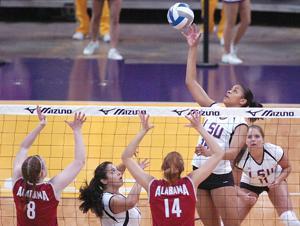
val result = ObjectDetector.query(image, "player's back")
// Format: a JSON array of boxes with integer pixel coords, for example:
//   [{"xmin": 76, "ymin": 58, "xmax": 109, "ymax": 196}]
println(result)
[
  {"xmin": 149, "ymin": 177, "xmax": 196, "ymax": 226},
  {"xmin": 13, "ymin": 178, "xmax": 59, "ymax": 226}
]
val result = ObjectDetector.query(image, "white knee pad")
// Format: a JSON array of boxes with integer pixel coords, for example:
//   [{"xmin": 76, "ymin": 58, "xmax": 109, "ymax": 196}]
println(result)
[{"xmin": 280, "ymin": 210, "xmax": 300, "ymax": 226}]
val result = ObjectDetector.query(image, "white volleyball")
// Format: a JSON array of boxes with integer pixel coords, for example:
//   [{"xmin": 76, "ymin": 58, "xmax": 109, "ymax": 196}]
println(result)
[{"xmin": 167, "ymin": 2, "xmax": 194, "ymax": 30}]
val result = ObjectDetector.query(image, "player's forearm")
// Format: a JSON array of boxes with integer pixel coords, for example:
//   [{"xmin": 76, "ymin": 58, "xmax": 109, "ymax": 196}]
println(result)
[
  {"xmin": 73, "ymin": 129, "xmax": 86, "ymax": 164},
  {"xmin": 122, "ymin": 130, "xmax": 148, "ymax": 159},
  {"xmin": 125, "ymin": 183, "xmax": 142, "ymax": 208},
  {"xmin": 277, "ymin": 166, "xmax": 291, "ymax": 183},
  {"xmin": 197, "ymin": 126, "xmax": 223, "ymax": 157},
  {"xmin": 185, "ymin": 46, "xmax": 198, "ymax": 85},
  {"xmin": 20, "ymin": 123, "xmax": 45, "ymax": 149},
  {"xmin": 223, "ymin": 148, "xmax": 241, "ymax": 160}
]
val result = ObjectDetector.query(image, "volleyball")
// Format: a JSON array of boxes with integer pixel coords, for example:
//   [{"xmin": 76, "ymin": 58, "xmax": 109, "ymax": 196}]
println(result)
[{"xmin": 167, "ymin": 3, "xmax": 194, "ymax": 30}]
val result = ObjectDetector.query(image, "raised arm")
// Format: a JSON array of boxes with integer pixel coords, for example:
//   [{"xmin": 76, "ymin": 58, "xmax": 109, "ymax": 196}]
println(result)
[
  {"xmin": 185, "ymin": 112, "xmax": 224, "ymax": 186},
  {"xmin": 224, "ymin": 124, "xmax": 248, "ymax": 160},
  {"xmin": 121, "ymin": 114, "xmax": 154, "ymax": 192},
  {"xmin": 12, "ymin": 106, "xmax": 46, "ymax": 182},
  {"xmin": 50, "ymin": 112, "xmax": 86, "ymax": 197},
  {"xmin": 110, "ymin": 159, "xmax": 149, "ymax": 214},
  {"xmin": 182, "ymin": 24, "xmax": 214, "ymax": 107}
]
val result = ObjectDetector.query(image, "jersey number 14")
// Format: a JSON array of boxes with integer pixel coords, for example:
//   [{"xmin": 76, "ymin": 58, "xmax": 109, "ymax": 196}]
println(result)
[{"xmin": 164, "ymin": 198, "xmax": 182, "ymax": 218}]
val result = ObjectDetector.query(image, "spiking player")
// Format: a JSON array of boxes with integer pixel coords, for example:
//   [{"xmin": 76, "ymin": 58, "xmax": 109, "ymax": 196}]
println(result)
[
  {"xmin": 121, "ymin": 112, "xmax": 224, "ymax": 226},
  {"xmin": 235, "ymin": 125, "xmax": 300, "ymax": 226},
  {"xmin": 12, "ymin": 106, "xmax": 86, "ymax": 226},
  {"xmin": 182, "ymin": 24, "xmax": 262, "ymax": 226}
]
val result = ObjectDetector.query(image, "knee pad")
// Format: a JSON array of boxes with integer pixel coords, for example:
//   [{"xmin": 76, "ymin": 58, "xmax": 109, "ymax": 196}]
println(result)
[{"xmin": 280, "ymin": 210, "xmax": 300, "ymax": 226}]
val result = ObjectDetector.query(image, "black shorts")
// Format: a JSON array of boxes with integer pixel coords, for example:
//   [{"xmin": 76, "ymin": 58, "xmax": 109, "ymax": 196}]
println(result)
[
  {"xmin": 240, "ymin": 182, "xmax": 269, "ymax": 195},
  {"xmin": 193, "ymin": 166, "xmax": 235, "ymax": 190}
]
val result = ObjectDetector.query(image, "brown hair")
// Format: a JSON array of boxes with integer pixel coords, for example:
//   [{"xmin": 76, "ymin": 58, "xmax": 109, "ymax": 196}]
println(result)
[
  {"xmin": 234, "ymin": 125, "xmax": 265, "ymax": 166},
  {"xmin": 161, "ymin": 151, "xmax": 184, "ymax": 184},
  {"xmin": 21, "ymin": 155, "xmax": 43, "ymax": 211}
]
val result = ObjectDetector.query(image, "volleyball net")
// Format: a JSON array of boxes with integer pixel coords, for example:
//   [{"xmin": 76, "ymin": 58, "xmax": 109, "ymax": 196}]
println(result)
[{"xmin": 0, "ymin": 104, "xmax": 300, "ymax": 226}]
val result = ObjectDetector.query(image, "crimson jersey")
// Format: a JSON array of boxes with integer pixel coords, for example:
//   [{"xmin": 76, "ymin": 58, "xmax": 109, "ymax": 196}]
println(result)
[
  {"xmin": 13, "ymin": 178, "xmax": 59, "ymax": 226},
  {"xmin": 149, "ymin": 177, "xmax": 196, "ymax": 226}
]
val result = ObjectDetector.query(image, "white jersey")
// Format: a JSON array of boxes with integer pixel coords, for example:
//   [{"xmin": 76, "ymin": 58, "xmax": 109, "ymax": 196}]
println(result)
[
  {"xmin": 192, "ymin": 103, "xmax": 247, "ymax": 174},
  {"xmin": 236, "ymin": 143, "xmax": 284, "ymax": 187},
  {"xmin": 101, "ymin": 192, "xmax": 141, "ymax": 226}
]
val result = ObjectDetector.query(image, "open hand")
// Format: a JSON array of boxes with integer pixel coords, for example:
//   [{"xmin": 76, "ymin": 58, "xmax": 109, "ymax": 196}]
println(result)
[
  {"xmin": 181, "ymin": 24, "xmax": 202, "ymax": 47},
  {"xmin": 138, "ymin": 158, "xmax": 150, "ymax": 170},
  {"xmin": 65, "ymin": 112, "xmax": 86, "ymax": 131},
  {"xmin": 139, "ymin": 113, "xmax": 154, "ymax": 132},
  {"xmin": 185, "ymin": 111, "xmax": 202, "ymax": 130},
  {"xmin": 195, "ymin": 145, "xmax": 212, "ymax": 157},
  {"xmin": 37, "ymin": 105, "xmax": 46, "ymax": 126}
]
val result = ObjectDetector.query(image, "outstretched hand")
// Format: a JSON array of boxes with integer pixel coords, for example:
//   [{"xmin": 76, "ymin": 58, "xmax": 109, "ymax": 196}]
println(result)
[
  {"xmin": 181, "ymin": 24, "xmax": 202, "ymax": 47},
  {"xmin": 36, "ymin": 105, "xmax": 46, "ymax": 126},
  {"xmin": 139, "ymin": 113, "xmax": 154, "ymax": 132},
  {"xmin": 65, "ymin": 112, "xmax": 86, "ymax": 131},
  {"xmin": 195, "ymin": 145, "xmax": 212, "ymax": 157},
  {"xmin": 138, "ymin": 158, "xmax": 150, "ymax": 170},
  {"xmin": 185, "ymin": 111, "xmax": 202, "ymax": 130}
]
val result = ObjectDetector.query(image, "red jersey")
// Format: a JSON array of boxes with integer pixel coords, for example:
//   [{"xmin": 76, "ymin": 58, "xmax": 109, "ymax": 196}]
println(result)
[
  {"xmin": 13, "ymin": 178, "xmax": 59, "ymax": 226},
  {"xmin": 149, "ymin": 177, "xmax": 196, "ymax": 226}
]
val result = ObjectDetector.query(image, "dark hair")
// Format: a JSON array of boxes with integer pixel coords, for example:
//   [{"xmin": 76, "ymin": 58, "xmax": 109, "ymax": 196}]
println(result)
[
  {"xmin": 240, "ymin": 84, "xmax": 263, "ymax": 122},
  {"xmin": 79, "ymin": 161, "xmax": 112, "ymax": 218},
  {"xmin": 161, "ymin": 152, "xmax": 184, "ymax": 184},
  {"xmin": 21, "ymin": 155, "xmax": 43, "ymax": 211},
  {"xmin": 234, "ymin": 125, "xmax": 265, "ymax": 166}
]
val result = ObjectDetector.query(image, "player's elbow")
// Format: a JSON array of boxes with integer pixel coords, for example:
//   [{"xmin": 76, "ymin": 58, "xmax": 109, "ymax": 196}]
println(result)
[
  {"xmin": 121, "ymin": 155, "xmax": 129, "ymax": 165},
  {"xmin": 76, "ymin": 159, "xmax": 86, "ymax": 169}
]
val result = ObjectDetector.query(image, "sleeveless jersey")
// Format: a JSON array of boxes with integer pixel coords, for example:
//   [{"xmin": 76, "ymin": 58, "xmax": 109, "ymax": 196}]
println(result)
[
  {"xmin": 236, "ymin": 143, "xmax": 284, "ymax": 186},
  {"xmin": 13, "ymin": 178, "xmax": 59, "ymax": 226},
  {"xmin": 149, "ymin": 177, "xmax": 196, "ymax": 226},
  {"xmin": 192, "ymin": 103, "xmax": 247, "ymax": 174},
  {"xmin": 101, "ymin": 192, "xmax": 141, "ymax": 226}
]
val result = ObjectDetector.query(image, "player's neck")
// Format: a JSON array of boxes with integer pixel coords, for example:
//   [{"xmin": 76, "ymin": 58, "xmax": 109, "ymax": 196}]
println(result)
[
  {"xmin": 104, "ymin": 186, "xmax": 120, "ymax": 194},
  {"xmin": 250, "ymin": 148, "xmax": 263, "ymax": 162}
]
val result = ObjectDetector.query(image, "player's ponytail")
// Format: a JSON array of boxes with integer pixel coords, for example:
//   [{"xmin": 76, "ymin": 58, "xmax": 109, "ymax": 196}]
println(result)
[
  {"xmin": 21, "ymin": 155, "xmax": 42, "ymax": 212},
  {"xmin": 79, "ymin": 161, "xmax": 111, "ymax": 218},
  {"xmin": 240, "ymin": 84, "xmax": 263, "ymax": 122},
  {"xmin": 161, "ymin": 152, "xmax": 184, "ymax": 184}
]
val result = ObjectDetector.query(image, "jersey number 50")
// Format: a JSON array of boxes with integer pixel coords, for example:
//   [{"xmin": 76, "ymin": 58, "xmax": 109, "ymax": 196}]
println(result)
[{"xmin": 164, "ymin": 198, "xmax": 182, "ymax": 218}]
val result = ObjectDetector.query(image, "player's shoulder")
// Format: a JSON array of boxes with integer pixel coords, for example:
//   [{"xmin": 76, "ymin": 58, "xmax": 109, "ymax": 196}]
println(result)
[{"xmin": 264, "ymin": 143, "xmax": 282, "ymax": 152}]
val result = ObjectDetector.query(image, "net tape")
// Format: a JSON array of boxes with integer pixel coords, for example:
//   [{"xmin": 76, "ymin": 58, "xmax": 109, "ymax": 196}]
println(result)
[{"xmin": 0, "ymin": 104, "xmax": 299, "ymax": 118}]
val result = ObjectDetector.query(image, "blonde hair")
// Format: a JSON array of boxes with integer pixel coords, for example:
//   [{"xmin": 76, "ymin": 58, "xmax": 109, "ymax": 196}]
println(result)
[{"xmin": 161, "ymin": 151, "xmax": 184, "ymax": 184}]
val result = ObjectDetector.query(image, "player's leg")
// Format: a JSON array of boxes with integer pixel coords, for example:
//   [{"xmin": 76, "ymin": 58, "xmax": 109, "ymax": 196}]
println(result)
[
  {"xmin": 91, "ymin": 0, "xmax": 103, "ymax": 41},
  {"xmin": 83, "ymin": 0, "xmax": 103, "ymax": 55},
  {"xmin": 217, "ymin": 2, "xmax": 226, "ymax": 44},
  {"xmin": 73, "ymin": 0, "xmax": 90, "ymax": 39},
  {"xmin": 222, "ymin": 2, "xmax": 238, "ymax": 55},
  {"xmin": 107, "ymin": 0, "xmax": 123, "ymax": 59},
  {"xmin": 108, "ymin": 0, "xmax": 122, "ymax": 48},
  {"xmin": 236, "ymin": 187, "xmax": 257, "ymax": 222},
  {"xmin": 100, "ymin": 0, "xmax": 111, "ymax": 42},
  {"xmin": 196, "ymin": 189, "xmax": 222, "ymax": 226},
  {"xmin": 201, "ymin": 0, "xmax": 217, "ymax": 33},
  {"xmin": 232, "ymin": 0, "xmax": 251, "ymax": 47},
  {"xmin": 268, "ymin": 181, "xmax": 300, "ymax": 226},
  {"xmin": 211, "ymin": 186, "xmax": 241, "ymax": 226}
]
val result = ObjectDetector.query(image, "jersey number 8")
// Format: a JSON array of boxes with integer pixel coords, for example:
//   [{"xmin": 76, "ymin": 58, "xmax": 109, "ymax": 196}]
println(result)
[{"xmin": 27, "ymin": 201, "xmax": 36, "ymax": 219}]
